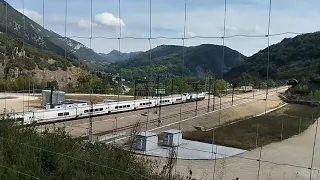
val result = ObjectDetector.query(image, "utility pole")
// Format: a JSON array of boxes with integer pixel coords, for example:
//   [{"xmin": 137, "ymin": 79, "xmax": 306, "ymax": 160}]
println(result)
[
  {"xmin": 156, "ymin": 75, "xmax": 162, "ymax": 126},
  {"xmin": 171, "ymin": 78, "xmax": 174, "ymax": 95},
  {"xmin": 195, "ymin": 80, "xmax": 199, "ymax": 116},
  {"xmin": 88, "ymin": 101, "xmax": 93, "ymax": 142},
  {"xmin": 213, "ymin": 78, "xmax": 216, "ymax": 111},
  {"xmin": 28, "ymin": 78, "xmax": 30, "ymax": 111},
  {"xmin": 207, "ymin": 78, "xmax": 211, "ymax": 112},
  {"xmin": 134, "ymin": 80, "xmax": 136, "ymax": 100},
  {"xmin": 50, "ymin": 85, "xmax": 54, "ymax": 109},
  {"xmin": 232, "ymin": 85, "xmax": 235, "ymax": 105}
]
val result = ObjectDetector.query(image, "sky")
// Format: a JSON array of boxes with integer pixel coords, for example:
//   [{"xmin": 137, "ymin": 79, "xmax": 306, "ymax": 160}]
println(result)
[{"xmin": 5, "ymin": 0, "xmax": 320, "ymax": 56}]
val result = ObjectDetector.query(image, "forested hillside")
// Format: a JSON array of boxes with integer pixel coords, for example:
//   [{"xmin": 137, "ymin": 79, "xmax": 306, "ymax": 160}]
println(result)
[
  {"xmin": 114, "ymin": 44, "xmax": 245, "ymax": 81},
  {"xmin": 0, "ymin": 0, "xmax": 107, "ymax": 61},
  {"xmin": 226, "ymin": 31, "xmax": 320, "ymax": 84}
]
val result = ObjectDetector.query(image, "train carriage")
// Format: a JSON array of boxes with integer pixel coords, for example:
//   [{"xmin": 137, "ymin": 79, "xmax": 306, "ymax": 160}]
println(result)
[
  {"xmin": 134, "ymin": 99, "xmax": 156, "ymax": 109},
  {"xmin": 5, "ymin": 92, "xmax": 206, "ymax": 125}
]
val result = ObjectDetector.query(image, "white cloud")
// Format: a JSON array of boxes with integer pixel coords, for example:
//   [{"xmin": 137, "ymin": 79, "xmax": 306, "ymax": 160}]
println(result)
[
  {"xmin": 75, "ymin": 12, "xmax": 125, "ymax": 30},
  {"xmin": 94, "ymin": 12, "xmax": 125, "ymax": 28},
  {"xmin": 16, "ymin": 8, "xmax": 42, "ymax": 23}
]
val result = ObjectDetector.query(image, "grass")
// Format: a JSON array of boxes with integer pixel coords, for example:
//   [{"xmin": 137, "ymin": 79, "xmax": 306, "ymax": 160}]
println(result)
[{"xmin": 183, "ymin": 104, "xmax": 319, "ymax": 150}]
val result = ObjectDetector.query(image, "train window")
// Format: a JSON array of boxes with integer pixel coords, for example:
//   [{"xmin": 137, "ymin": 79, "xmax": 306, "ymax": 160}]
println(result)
[
  {"xmin": 89, "ymin": 109, "xmax": 93, "ymax": 112},
  {"xmin": 99, "ymin": 108, "xmax": 103, "ymax": 111},
  {"xmin": 140, "ymin": 103, "xmax": 142, "ymax": 106},
  {"xmin": 95, "ymin": 109, "xmax": 99, "ymax": 111},
  {"xmin": 127, "ymin": 105, "xmax": 130, "ymax": 107},
  {"xmin": 58, "ymin": 113, "xmax": 63, "ymax": 116},
  {"xmin": 115, "ymin": 106, "xmax": 118, "ymax": 109},
  {"xmin": 64, "ymin": 112, "xmax": 69, "ymax": 115},
  {"xmin": 84, "ymin": 110, "xmax": 88, "ymax": 113}
]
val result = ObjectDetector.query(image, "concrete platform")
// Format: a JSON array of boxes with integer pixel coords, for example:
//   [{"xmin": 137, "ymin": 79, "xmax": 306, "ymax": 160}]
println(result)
[{"xmin": 134, "ymin": 139, "xmax": 246, "ymax": 160}]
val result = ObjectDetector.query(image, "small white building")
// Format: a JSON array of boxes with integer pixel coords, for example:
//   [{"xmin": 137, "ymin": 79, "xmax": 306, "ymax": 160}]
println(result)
[
  {"xmin": 135, "ymin": 131, "xmax": 158, "ymax": 151},
  {"xmin": 162, "ymin": 129, "xmax": 182, "ymax": 147}
]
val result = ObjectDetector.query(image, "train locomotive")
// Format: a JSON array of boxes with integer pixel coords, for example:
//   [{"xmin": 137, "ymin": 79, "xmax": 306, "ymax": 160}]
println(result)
[{"xmin": 6, "ymin": 92, "xmax": 205, "ymax": 125}]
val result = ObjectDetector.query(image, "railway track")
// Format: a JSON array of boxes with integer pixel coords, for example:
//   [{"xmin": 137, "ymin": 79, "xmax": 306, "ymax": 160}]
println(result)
[
  {"xmin": 77, "ymin": 88, "xmax": 284, "ymax": 140},
  {"xmin": 35, "ymin": 87, "xmax": 285, "ymax": 141}
]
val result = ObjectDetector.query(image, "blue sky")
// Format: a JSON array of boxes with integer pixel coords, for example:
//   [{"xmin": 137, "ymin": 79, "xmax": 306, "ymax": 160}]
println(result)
[{"xmin": 5, "ymin": 0, "xmax": 320, "ymax": 56}]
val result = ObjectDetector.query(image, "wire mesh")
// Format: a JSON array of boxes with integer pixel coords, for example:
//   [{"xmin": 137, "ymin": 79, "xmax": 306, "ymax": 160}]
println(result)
[{"xmin": 0, "ymin": 0, "xmax": 319, "ymax": 179}]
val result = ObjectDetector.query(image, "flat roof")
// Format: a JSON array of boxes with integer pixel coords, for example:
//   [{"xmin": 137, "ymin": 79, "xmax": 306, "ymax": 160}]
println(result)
[
  {"xmin": 137, "ymin": 131, "xmax": 158, "ymax": 137},
  {"xmin": 133, "ymin": 139, "xmax": 246, "ymax": 160},
  {"xmin": 162, "ymin": 129, "xmax": 182, "ymax": 134}
]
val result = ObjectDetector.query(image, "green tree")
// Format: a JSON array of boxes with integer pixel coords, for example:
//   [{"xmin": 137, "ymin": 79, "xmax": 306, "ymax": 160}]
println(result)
[
  {"xmin": 214, "ymin": 79, "xmax": 228, "ymax": 96},
  {"xmin": 308, "ymin": 90, "xmax": 314, "ymax": 100},
  {"xmin": 47, "ymin": 80, "xmax": 59, "ymax": 90}
]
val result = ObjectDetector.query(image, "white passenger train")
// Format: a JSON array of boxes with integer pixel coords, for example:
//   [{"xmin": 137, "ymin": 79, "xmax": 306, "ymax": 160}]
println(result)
[{"xmin": 6, "ymin": 92, "xmax": 205, "ymax": 125}]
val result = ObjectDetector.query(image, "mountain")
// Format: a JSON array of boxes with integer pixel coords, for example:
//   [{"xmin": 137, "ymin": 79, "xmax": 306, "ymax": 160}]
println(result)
[
  {"xmin": 0, "ymin": 0, "xmax": 107, "ymax": 61},
  {"xmin": 0, "ymin": 33, "xmax": 86, "ymax": 87},
  {"xmin": 113, "ymin": 44, "xmax": 245, "ymax": 80},
  {"xmin": 225, "ymin": 31, "xmax": 320, "ymax": 82},
  {"xmin": 99, "ymin": 50, "xmax": 142, "ymax": 63}
]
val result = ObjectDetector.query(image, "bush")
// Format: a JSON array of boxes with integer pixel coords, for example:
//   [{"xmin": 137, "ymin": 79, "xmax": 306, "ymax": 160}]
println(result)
[
  {"xmin": 0, "ymin": 121, "xmax": 186, "ymax": 180},
  {"xmin": 48, "ymin": 65, "xmax": 58, "ymax": 71}
]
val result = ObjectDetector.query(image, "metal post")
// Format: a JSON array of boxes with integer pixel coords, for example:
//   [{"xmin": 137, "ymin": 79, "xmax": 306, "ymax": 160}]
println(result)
[
  {"xmin": 256, "ymin": 123, "xmax": 259, "ymax": 149},
  {"xmin": 159, "ymin": 93, "xmax": 162, "ymax": 125},
  {"xmin": 28, "ymin": 78, "xmax": 30, "ymax": 111},
  {"xmin": 50, "ymin": 85, "xmax": 54, "ymax": 108},
  {"xmin": 281, "ymin": 118, "xmax": 284, "ymax": 141},
  {"xmin": 89, "ymin": 102, "xmax": 93, "ymax": 142},
  {"xmin": 134, "ymin": 80, "xmax": 136, "ymax": 100},
  {"xmin": 231, "ymin": 86, "xmax": 235, "ymax": 105},
  {"xmin": 309, "ymin": 117, "xmax": 319, "ymax": 180},
  {"xmin": 207, "ymin": 78, "xmax": 211, "ymax": 112},
  {"xmin": 213, "ymin": 78, "xmax": 216, "ymax": 111},
  {"xmin": 156, "ymin": 76, "xmax": 161, "ymax": 126},
  {"xmin": 195, "ymin": 81, "xmax": 199, "ymax": 116},
  {"xmin": 171, "ymin": 78, "xmax": 174, "ymax": 95},
  {"xmin": 145, "ymin": 80, "xmax": 148, "ymax": 98}
]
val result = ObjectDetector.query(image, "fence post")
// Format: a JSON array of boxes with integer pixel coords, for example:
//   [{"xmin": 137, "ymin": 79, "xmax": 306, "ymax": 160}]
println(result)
[
  {"xmin": 281, "ymin": 118, "xmax": 284, "ymax": 141},
  {"xmin": 256, "ymin": 123, "xmax": 259, "ymax": 149}
]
